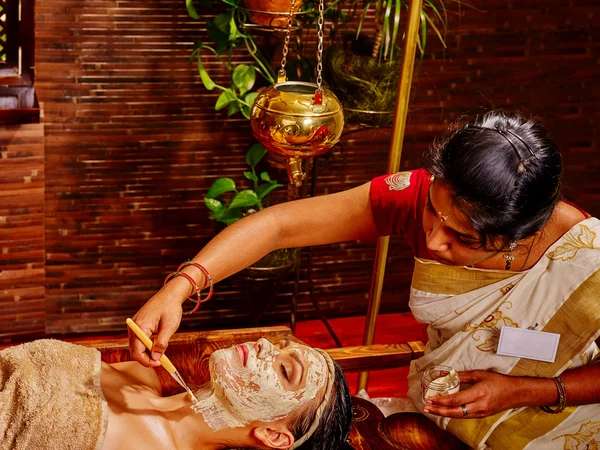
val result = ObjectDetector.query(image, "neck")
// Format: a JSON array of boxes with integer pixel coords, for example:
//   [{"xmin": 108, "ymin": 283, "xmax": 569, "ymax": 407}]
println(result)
[
  {"xmin": 151, "ymin": 384, "xmax": 248, "ymax": 450},
  {"xmin": 470, "ymin": 233, "xmax": 540, "ymax": 271}
]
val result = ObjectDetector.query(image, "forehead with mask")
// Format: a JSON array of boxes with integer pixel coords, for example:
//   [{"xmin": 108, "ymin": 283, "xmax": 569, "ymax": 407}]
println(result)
[{"xmin": 192, "ymin": 338, "xmax": 329, "ymax": 431}]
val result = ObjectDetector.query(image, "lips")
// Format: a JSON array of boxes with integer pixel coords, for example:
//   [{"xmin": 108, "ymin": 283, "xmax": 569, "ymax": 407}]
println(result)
[
  {"xmin": 430, "ymin": 252, "xmax": 451, "ymax": 264},
  {"xmin": 236, "ymin": 344, "xmax": 248, "ymax": 366}
]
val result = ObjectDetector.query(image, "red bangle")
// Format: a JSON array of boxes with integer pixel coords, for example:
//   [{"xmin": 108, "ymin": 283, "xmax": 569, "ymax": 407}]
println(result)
[
  {"xmin": 177, "ymin": 261, "xmax": 214, "ymax": 304},
  {"xmin": 164, "ymin": 271, "xmax": 202, "ymax": 314}
]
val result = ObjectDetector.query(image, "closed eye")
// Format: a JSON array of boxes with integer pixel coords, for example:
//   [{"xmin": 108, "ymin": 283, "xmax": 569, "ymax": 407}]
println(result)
[
  {"xmin": 456, "ymin": 233, "xmax": 482, "ymax": 249},
  {"xmin": 280, "ymin": 363, "xmax": 289, "ymax": 381}
]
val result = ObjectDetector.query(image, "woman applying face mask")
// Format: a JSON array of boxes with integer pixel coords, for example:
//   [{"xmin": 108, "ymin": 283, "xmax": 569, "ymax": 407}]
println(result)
[
  {"xmin": 131, "ymin": 110, "xmax": 600, "ymax": 449},
  {"xmin": 0, "ymin": 337, "xmax": 352, "ymax": 450}
]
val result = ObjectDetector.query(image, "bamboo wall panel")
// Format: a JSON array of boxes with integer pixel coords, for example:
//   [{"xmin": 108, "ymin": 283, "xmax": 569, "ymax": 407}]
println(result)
[
  {"xmin": 18, "ymin": 0, "xmax": 600, "ymax": 338},
  {"xmin": 0, "ymin": 123, "xmax": 45, "ymax": 342}
]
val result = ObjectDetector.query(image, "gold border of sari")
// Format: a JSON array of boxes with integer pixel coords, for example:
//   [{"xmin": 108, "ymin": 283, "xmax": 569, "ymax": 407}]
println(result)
[
  {"xmin": 447, "ymin": 269, "xmax": 600, "ymax": 449},
  {"xmin": 412, "ymin": 259, "xmax": 517, "ymax": 296}
]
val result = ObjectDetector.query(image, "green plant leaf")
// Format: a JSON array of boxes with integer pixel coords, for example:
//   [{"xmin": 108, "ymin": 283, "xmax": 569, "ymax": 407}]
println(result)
[
  {"xmin": 221, "ymin": 0, "xmax": 239, "ymax": 6},
  {"xmin": 232, "ymin": 64, "xmax": 256, "ymax": 95},
  {"xmin": 423, "ymin": 11, "xmax": 447, "ymax": 48},
  {"xmin": 185, "ymin": 0, "xmax": 200, "ymax": 19},
  {"xmin": 230, "ymin": 190, "xmax": 260, "ymax": 208},
  {"xmin": 206, "ymin": 178, "xmax": 236, "ymax": 199},
  {"xmin": 227, "ymin": 102, "xmax": 241, "ymax": 117},
  {"xmin": 204, "ymin": 197, "xmax": 224, "ymax": 213},
  {"xmin": 220, "ymin": 210, "xmax": 244, "ymax": 225},
  {"xmin": 241, "ymin": 104, "xmax": 251, "ymax": 119},
  {"xmin": 207, "ymin": 13, "xmax": 231, "ymax": 51},
  {"xmin": 215, "ymin": 206, "xmax": 244, "ymax": 224},
  {"xmin": 228, "ymin": 15, "xmax": 244, "ymax": 42},
  {"xmin": 244, "ymin": 91, "xmax": 259, "ymax": 109},
  {"xmin": 244, "ymin": 171, "xmax": 258, "ymax": 182},
  {"xmin": 197, "ymin": 54, "xmax": 216, "ymax": 90},
  {"xmin": 356, "ymin": 1, "xmax": 371, "ymax": 38},
  {"xmin": 382, "ymin": 0, "xmax": 394, "ymax": 61},
  {"xmin": 246, "ymin": 143, "xmax": 267, "ymax": 169},
  {"xmin": 260, "ymin": 172, "xmax": 271, "ymax": 182},
  {"xmin": 215, "ymin": 89, "xmax": 237, "ymax": 110},
  {"xmin": 418, "ymin": 11, "xmax": 427, "ymax": 56},
  {"xmin": 256, "ymin": 182, "xmax": 283, "ymax": 200},
  {"xmin": 389, "ymin": 0, "xmax": 401, "ymax": 60}
]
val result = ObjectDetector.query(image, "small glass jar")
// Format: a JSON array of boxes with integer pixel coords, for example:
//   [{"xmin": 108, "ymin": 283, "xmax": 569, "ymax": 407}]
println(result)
[{"xmin": 421, "ymin": 365, "xmax": 460, "ymax": 403}]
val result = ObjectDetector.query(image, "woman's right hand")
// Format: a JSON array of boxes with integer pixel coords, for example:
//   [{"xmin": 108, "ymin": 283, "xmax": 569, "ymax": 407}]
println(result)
[{"xmin": 128, "ymin": 286, "xmax": 185, "ymax": 367}]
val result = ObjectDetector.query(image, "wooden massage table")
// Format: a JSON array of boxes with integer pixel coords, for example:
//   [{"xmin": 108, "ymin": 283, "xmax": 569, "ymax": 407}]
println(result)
[{"xmin": 71, "ymin": 325, "xmax": 463, "ymax": 450}]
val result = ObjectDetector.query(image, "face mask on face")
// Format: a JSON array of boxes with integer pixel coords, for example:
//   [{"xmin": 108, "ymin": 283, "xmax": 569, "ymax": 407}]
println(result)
[{"xmin": 192, "ymin": 338, "xmax": 328, "ymax": 431}]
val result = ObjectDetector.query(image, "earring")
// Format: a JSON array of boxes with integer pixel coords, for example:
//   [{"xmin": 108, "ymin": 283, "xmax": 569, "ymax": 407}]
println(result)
[
  {"xmin": 503, "ymin": 241, "xmax": 517, "ymax": 270},
  {"xmin": 438, "ymin": 212, "xmax": 448, "ymax": 223}
]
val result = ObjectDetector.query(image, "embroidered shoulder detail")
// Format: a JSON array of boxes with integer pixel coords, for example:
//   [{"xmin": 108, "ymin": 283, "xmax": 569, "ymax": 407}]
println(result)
[
  {"xmin": 385, "ymin": 171, "xmax": 411, "ymax": 191},
  {"xmin": 547, "ymin": 224, "xmax": 597, "ymax": 261}
]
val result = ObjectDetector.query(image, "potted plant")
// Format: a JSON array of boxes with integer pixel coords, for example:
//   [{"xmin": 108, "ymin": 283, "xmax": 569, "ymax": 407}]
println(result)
[
  {"xmin": 204, "ymin": 143, "xmax": 300, "ymax": 278},
  {"xmin": 185, "ymin": 0, "xmax": 313, "ymax": 119},
  {"xmin": 185, "ymin": 0, "xmax": 456, "ymax": 124},
  {"xmin": 185, "ymin": 0, "xmax": 278, "ymax": 118},
  {"xmin": 322, "ymin": 0, "xmax": 454, "ymax": 126}
]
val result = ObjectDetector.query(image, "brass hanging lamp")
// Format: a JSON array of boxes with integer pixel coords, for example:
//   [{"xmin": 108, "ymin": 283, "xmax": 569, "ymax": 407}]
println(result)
[{"xmin": 249, "ymin": 0, "xmax": 344, "ymax": 196}]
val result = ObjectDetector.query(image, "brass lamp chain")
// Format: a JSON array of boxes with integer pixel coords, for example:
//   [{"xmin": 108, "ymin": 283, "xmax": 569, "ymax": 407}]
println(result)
[
  {"xmin": 278, "ymin": 0, "xmax": 296, "ymax": 82},
  {"xmin": 279, "ymin": 0, "xmax": 326, "ymax": 92},
  {"xmin": 316, "ymin": 0, "xmax": 325, "ymax": 93}
]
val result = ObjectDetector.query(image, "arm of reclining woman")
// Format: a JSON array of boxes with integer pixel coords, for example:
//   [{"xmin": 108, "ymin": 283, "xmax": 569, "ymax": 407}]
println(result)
[
  {"xmin": 129, "ymin": 182, "xmax": 380, "ymax": 367},
  {"xmin": 423, "ymin": 359, "xmax": 600, "ymax": 418}
]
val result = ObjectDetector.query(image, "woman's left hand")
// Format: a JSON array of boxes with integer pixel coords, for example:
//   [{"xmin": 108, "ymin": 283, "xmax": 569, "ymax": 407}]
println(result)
[{"xmin": 423, "ymin": 370, "xmax": 522, "ymax": 419}]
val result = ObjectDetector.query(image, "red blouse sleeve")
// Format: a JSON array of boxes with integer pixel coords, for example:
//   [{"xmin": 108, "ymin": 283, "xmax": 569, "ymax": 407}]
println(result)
[{"xmin": 369, "ymin": 168, "xmax": 432, "ymax": 256}]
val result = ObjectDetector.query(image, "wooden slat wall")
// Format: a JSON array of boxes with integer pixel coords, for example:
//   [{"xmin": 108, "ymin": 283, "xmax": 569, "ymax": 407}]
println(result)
[
  {"xmin": 0, "ymin": 123, "xmax": 45, "ymax": 341},
  {"xmin": 8, "ymin": 0, "xmax": 595, "ymax": 339}
]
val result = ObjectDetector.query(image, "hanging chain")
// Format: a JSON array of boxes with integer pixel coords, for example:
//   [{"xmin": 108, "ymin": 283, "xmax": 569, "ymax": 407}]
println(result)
[
  {"xmin": 278, "ymin": 0, "xmax": 297, "ymax": 82},
  {"xmin": 315, "ymin": 0, "xmax": 325, "ymax": 93}
]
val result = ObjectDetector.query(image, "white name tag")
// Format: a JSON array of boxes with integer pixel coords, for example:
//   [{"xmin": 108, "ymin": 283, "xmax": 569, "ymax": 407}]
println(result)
[{"xmin": 497, "ymin": 326, "xmax": 560, "ymax": 363}]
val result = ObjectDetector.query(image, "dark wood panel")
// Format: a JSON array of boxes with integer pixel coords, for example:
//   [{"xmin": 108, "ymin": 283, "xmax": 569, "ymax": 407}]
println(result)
[
  {"xmin": 0, "ymin": 123, "xmax": 45, "ymax": 342},
  {"xmin": 0, "ymin": 0, "xmax": 593, "ymax": 339}
]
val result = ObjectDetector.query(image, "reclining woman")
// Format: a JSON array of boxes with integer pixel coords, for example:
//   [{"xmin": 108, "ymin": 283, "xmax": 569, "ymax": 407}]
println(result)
[
  {"xmin": 0, "ymin": 336, "xmax": 351, "ymax": 450},
  {"xmin": 131, "ymin": 110, "xmax": 600, "ymax": 449}
]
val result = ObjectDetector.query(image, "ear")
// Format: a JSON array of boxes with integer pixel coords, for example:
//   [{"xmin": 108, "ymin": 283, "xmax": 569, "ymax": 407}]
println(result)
[{"xmin": 253, "ymin": 424, "xmax": 295, "ymax": 449}]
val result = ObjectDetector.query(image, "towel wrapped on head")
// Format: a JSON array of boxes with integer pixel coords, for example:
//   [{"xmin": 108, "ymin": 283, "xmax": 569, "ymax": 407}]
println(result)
[{"xmin": 0, "ymin": 339, "xmax": 108, "ymax": 450}]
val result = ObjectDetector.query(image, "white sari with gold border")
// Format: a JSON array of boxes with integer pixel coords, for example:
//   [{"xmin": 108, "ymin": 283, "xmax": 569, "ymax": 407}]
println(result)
[{"xmin": 406, "ymin": 217, "xmax": 600, "ymax": 450}]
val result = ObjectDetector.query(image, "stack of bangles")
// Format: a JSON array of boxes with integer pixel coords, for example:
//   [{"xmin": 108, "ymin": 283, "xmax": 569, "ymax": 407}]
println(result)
[
  {"xmin": 164, "ymin": 261, "xmax": 214, "ymax": 315},
  {"xmin": 540, "ymin": 376, "xmax": 567, "ymax": 414}
]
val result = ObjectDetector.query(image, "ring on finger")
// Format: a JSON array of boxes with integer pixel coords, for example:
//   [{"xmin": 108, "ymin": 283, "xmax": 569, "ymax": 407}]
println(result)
[{"xmin": 461, "ymin": 404, "xmax": 468, "ymax": 416}]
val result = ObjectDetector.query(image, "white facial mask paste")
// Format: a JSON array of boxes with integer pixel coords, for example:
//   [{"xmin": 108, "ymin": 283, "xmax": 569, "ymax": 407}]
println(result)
[
  {"xmin": 191, "ymin": 338, "xmax": 328, "ymax": 430},
  {"xmin": 424, "ymin": 369, "xmax": 459, "ymax": 401}
]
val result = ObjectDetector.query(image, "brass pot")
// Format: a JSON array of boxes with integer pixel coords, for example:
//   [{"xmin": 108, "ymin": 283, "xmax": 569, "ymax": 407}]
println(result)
[
  {"xmin": 250, "ymin": 81, "xmax": 344, "ymax": 159},
  {"xmin": 242, "ymin": 0, "xmax": 306, "ymax": 27}
]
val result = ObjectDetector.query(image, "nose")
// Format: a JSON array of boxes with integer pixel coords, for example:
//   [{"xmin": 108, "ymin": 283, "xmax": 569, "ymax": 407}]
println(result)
[
  {"xmin": 255, "ymin": 338, "xmax": 278, "ymax": 359},
  {"xmin": 426, "ymin": 220, "xmax": 450, "ymax": 253}
]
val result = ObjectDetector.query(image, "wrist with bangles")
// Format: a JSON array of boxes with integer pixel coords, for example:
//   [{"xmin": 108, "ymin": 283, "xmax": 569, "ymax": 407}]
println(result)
[
  {"xmin": 540, "ymin": 376, "xmax": 567, "ymax": 414},
  {"xmin": 164, "ymin": 261, "xmax": 214, "ymax": 314}
]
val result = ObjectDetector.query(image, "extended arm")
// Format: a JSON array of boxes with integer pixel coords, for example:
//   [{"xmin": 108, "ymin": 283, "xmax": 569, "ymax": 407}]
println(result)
[
  {"xmin": 129, "ymin": 182, "xmax": 379, "ymax": 366},
  {"xmin": 424, "ymin": 360, "xmax": 600, "ymax": 418}
]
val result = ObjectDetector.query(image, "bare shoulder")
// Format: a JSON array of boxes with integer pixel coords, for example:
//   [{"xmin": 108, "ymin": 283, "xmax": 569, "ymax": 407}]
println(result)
[
  {"xmin": 107, "ymin": 361, "xmax": 163, "ymax": 395},
  {"xmin": 554, "ymin": 200, "xmax": 588, "ymax": 233}
]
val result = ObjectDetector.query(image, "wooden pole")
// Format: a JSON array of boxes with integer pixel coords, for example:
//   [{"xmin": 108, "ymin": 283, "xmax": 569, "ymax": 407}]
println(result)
[{"xmin": 357, "ymin": 0, "xmax": 424, "ymax": 392}]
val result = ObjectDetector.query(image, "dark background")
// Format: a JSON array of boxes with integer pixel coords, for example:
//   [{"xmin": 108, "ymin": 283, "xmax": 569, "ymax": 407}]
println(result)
[{"xmin": 1, "ymin": 0, "xmax": 598, "ymax": 341}]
